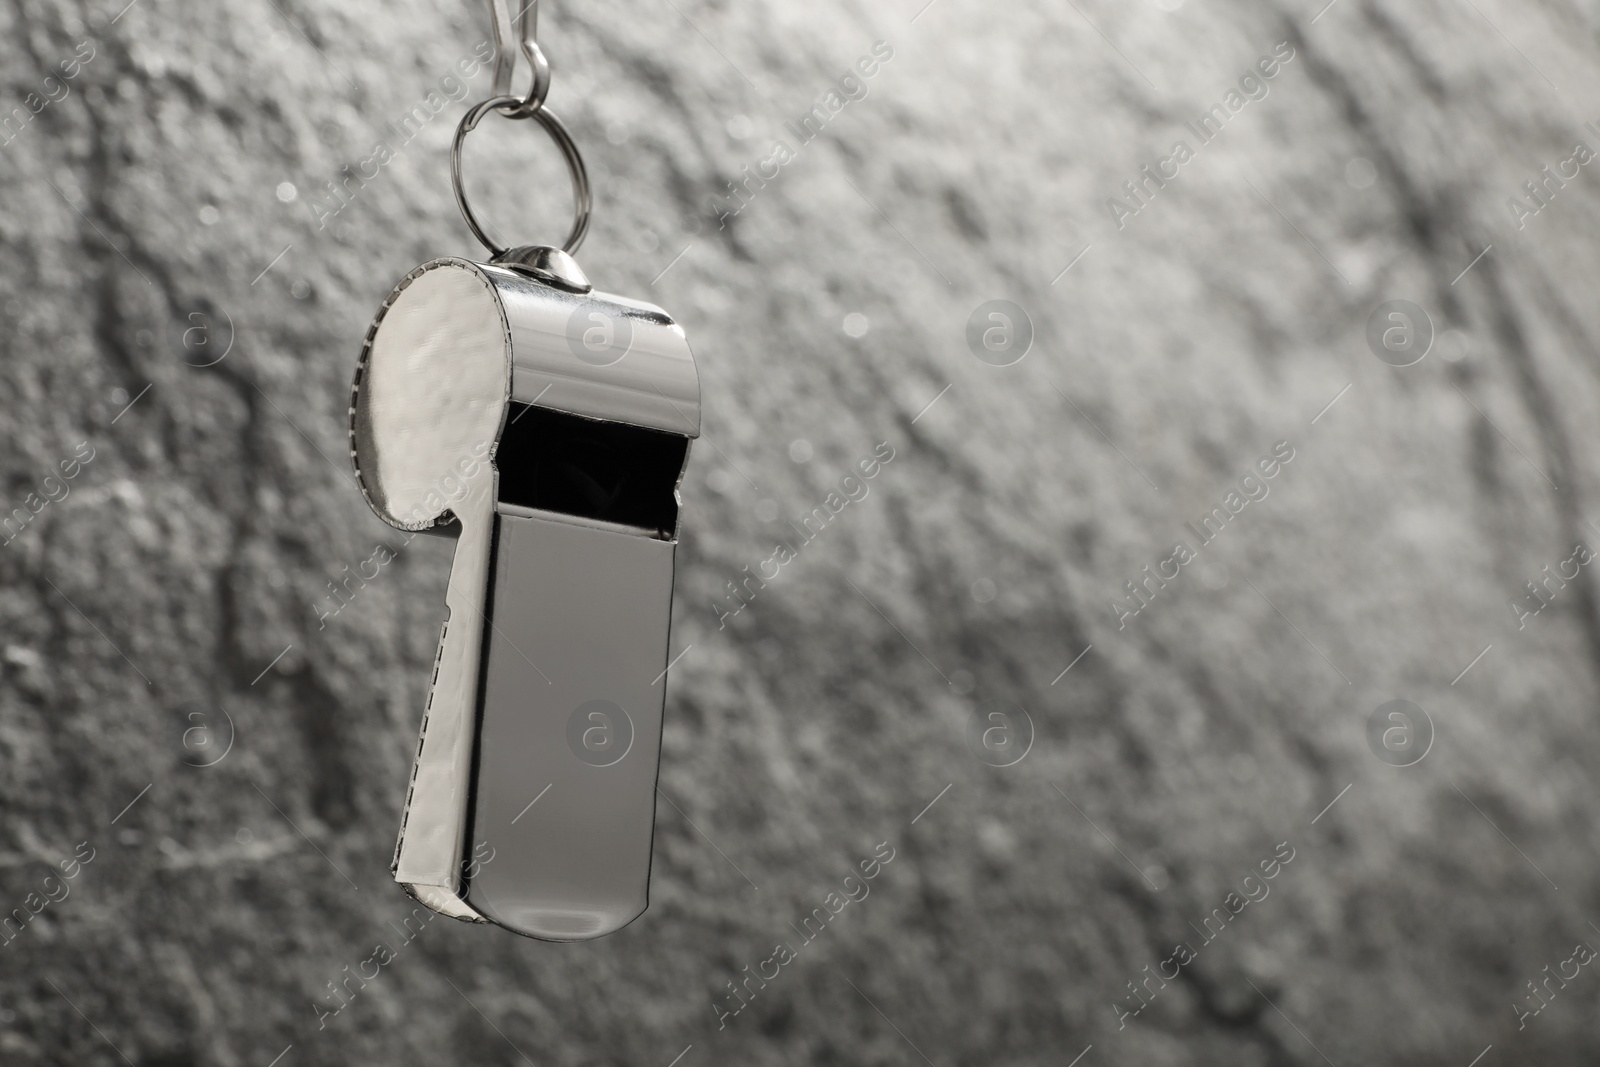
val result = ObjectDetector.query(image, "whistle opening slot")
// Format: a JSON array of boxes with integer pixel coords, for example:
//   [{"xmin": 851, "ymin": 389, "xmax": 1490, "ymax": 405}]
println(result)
[{"xmin": 496, "ymin": 403, "xmax": 687, "ymax": 538}]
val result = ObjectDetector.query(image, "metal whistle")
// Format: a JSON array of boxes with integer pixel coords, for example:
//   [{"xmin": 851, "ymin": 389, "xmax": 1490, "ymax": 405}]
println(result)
[{"xmin": 350, "ymin": 248, "xmax": 698, "ymax": 940}]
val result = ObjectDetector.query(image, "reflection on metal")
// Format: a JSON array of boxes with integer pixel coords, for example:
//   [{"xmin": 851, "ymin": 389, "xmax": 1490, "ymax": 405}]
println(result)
[{"xmin": 350, "ymin": 254, "xmax": 698, "ymax": 940}]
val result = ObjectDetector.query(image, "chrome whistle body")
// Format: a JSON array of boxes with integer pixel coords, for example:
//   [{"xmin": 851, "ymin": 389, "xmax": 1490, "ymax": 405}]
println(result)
[{"xmin": 350, "ymin": 251, "xmax": 698, "ymax": 940}]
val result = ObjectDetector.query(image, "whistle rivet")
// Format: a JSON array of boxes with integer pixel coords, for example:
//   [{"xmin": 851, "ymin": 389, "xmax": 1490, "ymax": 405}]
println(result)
[{"xmin": 493, "ymin": 245, "xmax": 593, "ymax": 293}]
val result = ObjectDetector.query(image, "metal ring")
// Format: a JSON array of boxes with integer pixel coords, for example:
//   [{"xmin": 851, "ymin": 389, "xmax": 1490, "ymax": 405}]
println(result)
[{"xmin": 450, "ymin": 95, "xmax": 591, "ymax": 258}]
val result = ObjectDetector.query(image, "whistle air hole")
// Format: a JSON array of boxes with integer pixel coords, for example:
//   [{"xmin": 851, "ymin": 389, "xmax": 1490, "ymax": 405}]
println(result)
[{"xmin": 495, "ymin": 403, "xmax": 687, "ymax": 537}]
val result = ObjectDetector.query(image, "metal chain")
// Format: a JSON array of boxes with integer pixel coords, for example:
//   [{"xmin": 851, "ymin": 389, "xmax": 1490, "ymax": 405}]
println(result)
[
  {"xmin": 487, "ymin": 0, "xmax": 550, "ymax": 118},
  {"xmin": 450, "ymin": 0, "xmax": 590, "ymax": 257}
]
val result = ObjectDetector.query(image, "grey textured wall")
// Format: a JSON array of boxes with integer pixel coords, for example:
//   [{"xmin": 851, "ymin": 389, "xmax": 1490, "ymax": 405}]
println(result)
[{"xmin": 5, "ymin": 0, "xmax": 1600, "ymax": 1063}]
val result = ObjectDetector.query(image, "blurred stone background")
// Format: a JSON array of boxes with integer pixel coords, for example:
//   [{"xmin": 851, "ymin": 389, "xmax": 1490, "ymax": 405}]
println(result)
[{"xmin": 5, "ymin": 0, "xmax": 1600, "ymax": 1062}]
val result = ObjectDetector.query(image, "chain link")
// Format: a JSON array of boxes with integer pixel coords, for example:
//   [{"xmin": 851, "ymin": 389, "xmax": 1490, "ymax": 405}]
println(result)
[{"xmin": 487, "ymin": 0, "xmax": 550, "ymax": 118}]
